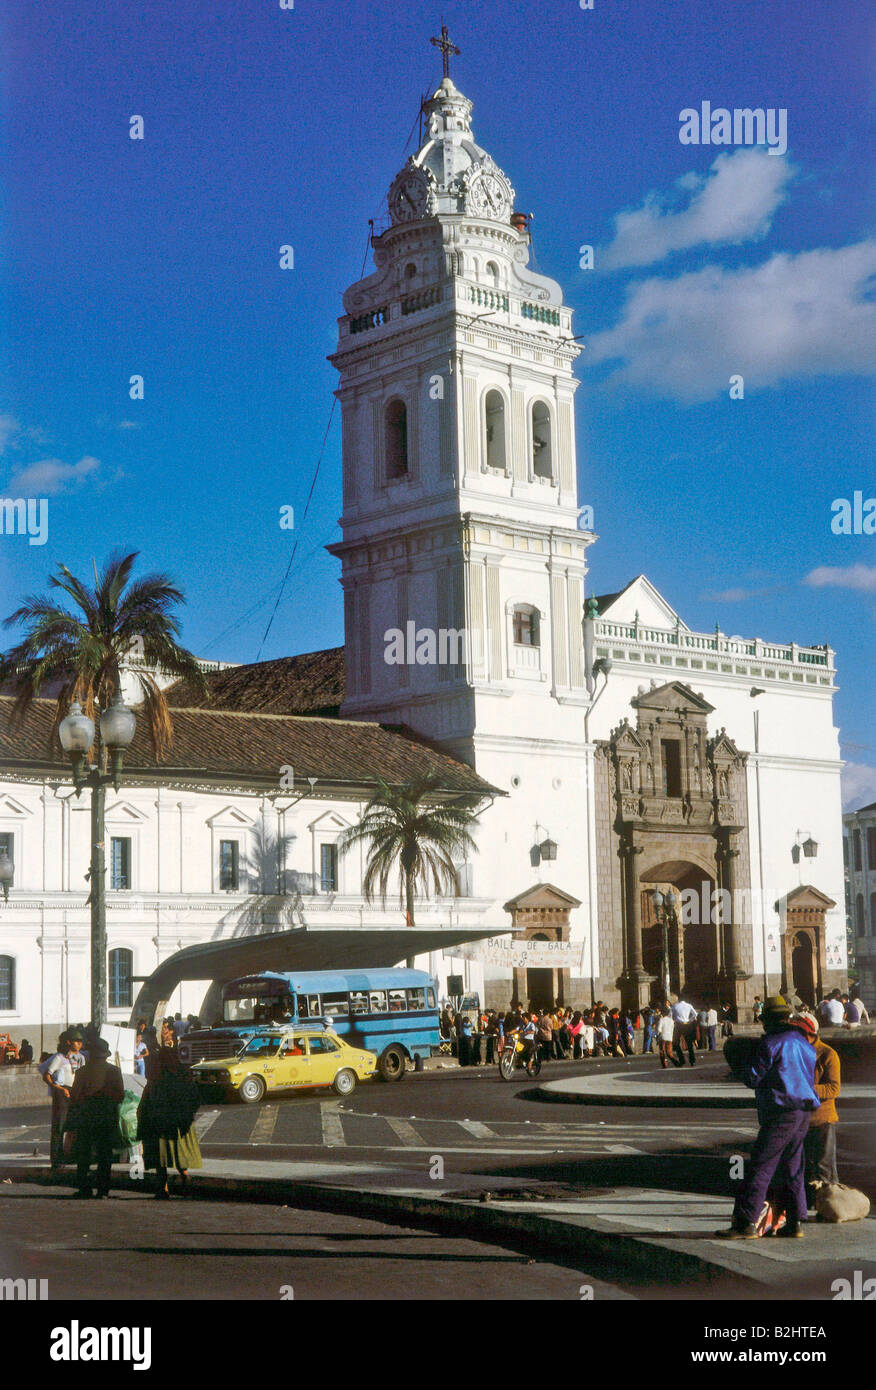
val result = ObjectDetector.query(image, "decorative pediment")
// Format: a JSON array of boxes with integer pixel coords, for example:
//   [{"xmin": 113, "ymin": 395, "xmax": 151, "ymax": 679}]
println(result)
[
  {"xmin": 778, "ymin": 884, "xmax": 838, "ymax": 912},
  {"xmin": 104, "ymin": 800, "xmax": 148, "ymax": 824},
  {"xmin": 612, "ymin": 720, "xmax": 648, "ymax": 753},
  {"xmin": 0, "ymin": 795, "xmax": 33, "ymax": 819},
  {"xmin": 708, "ymin": 727, "xmax": 743, "ymax": 763},
  {"xmin": 206, "ymin": 805, "xmax": 256, "ymax": 828},
  {"xmin": 503, "ymin": 882, "xmax": 582, "ymax": 912},
  {"xmin": 631, "ymin": 681, "xmax": 714, "ymax": 718},
  {"xmin": 307, "ymin": 809, "xmax": 352, "ymax": 833}
]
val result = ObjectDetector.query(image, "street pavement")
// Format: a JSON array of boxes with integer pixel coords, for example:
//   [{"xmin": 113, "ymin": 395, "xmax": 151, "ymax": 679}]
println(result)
[
  {"xmin": 2, "ymin": 1050, "xmax": 873, "ymax": 1299},
  {"xmin": 0, "ymin": 1182, "xmax": 635, "ymax": 1301}
]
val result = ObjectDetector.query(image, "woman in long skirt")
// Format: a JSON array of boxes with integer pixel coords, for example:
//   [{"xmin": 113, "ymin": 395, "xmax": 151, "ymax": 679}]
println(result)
[{"xmin": 137, "ymin": 1046, "xmax": 202, "ymax": 1198}]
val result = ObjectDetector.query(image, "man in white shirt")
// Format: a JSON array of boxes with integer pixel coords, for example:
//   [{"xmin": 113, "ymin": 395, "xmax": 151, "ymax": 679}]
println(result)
[
  {"xmin": 670, "ymin": 998, "xmax": 699, "ymax": 1066},
  {"xmin": 40, "ymin": 1031, "xmax": 84, "ymax": 1170},
  {"xmin": 656, "ymin": 1010, "xmax": 676, "ymax": 1068},
  {"xmin": 821, "ymin": 992, "xmax": 845, "ymax": 1027}
]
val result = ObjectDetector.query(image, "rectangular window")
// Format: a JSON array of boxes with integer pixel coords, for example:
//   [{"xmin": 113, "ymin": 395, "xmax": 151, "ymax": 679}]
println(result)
[
  {"xmin": 320, "ymin": 992, "xmax": 349, "ymax": 1018},
  {"xmin": 854, "ymin": 831, "xmax": 862, "ymax": 871},
  {"xmin": 388, "ymin": 988, "xmax": 407, "ymax": 1013},
  {"xmin": 0, "ymin": 833, "xmax": 13, "ymax": 888},
  {"xmin": 349, "ymin": 991, "xmax": 368, "ymax": 1015},
  {"xmin": 108, "ymin": 949, "xmax": 133, "ymax": 1009},
  {"xmin": 320, "ymin": 843, "xmax": 338, "ymax": 893},
  {"xmin": 368, "ymin": 990, "xmax": 388, "ymax": 1014},
  {"xmin": 407, "ymin": 988, "xmax": 426, "ymax": 1011},
  {"xmin": 0, "ymin": 955, "xmax": 14, "ymax": 1010},
  {"xmin": 110, "ymin": 837, "xmax": 131, "ymax": 890},
  {"xmin": 868, "ymin": 828, "xmax": 876, "ymax": 871},
  {"xmin": 661, "ymin": 740, "xmax": 682, "ymax": 798},
  {"xmin": 219, "ymin": 840, "xmax": 240, "ymax": 891}
]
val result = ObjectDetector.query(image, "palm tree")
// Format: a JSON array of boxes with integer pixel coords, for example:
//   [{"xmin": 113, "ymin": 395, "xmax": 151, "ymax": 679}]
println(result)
[
  {"xmin": 0, "ymin": 551, "xmax": 207, "ymax": 758},
  {"xmin": 339, "ymin": 775, "xmax": 482, "ymax": 962}
]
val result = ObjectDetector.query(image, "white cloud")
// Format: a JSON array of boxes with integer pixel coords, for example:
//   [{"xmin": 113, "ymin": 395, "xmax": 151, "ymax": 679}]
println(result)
[
  {"xmin": 804, "ymin": 564, "xmax": 876, "ymax": 593},
  {"xmin": 8, "ymin": 455, "xmax": 101, "ymax": 496},
  {"xmin": 586, "ymin": 239, "xmax": 876, "ymax": 402},
  {"xmin": 842, "ymin": 762, "xmax": 876, "ymax": 811},
  {"xmin": 600, "ymin": 149, "xmax": 795, "ymax": 270},
  {"xmin": 0, "ymin": 414, "xmax": 20, "ymax": 453}
]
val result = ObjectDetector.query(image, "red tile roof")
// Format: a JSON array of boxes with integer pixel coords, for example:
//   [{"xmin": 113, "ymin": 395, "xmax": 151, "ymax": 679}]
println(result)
[
  {"xmin": 166, "ymin": 649, "xmax": 345, "ymax": 716},
  {"xmin": 0, "ymin": 696, "xmax": 496, "ymax": 797}
]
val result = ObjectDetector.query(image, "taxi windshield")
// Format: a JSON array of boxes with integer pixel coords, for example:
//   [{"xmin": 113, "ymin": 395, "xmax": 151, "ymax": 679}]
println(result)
[{"xmin": 239, "ymin": 1034, "xmax": 286, "ymax": 1058}]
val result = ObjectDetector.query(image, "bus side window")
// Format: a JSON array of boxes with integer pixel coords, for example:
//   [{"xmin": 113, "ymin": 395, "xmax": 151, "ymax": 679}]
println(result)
[
  {"xmin": 350, "ymin": 992, "xmax": 367, "ymax": 1015},
  {"xmin": 407, "ymin": 988, "xmax": 426, "ymax": 1010},
  {"xmin": 321, "ymin": 992, "xmax": 349, "ymax": 1018},
  {"xmin": 369, "ymin": 991, "xmax": 388, "ymax": 1013},
  {"xmin": 427, "ymin": 988, "xmax": 436, "ymax": 1007},
  {"xmin": 388, "ymin": 989, "xmax": 407, "ymax": 1013}
]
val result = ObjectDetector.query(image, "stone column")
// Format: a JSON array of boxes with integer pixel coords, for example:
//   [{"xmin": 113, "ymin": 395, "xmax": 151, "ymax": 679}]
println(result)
[
  {"xmin": 716, "ymin": 830, "xmax": 751, "ymax": 1018},
  {"xmin": 620, "ymin": 835, "xmax": 652, "ymax": 1009}
]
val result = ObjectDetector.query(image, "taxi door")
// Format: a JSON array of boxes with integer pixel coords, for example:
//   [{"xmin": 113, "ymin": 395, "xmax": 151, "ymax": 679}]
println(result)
[
  {"xmin": 307, "ymin": 1035, "xmax": 343, "ymax": 1085},
  {"xmin": 274, "ymin": 1036, "xmax": 313, "ymax": 1088}
]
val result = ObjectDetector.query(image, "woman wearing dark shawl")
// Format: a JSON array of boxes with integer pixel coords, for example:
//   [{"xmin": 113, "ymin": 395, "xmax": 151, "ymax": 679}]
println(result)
[{"xmin": 137, "ymin": 1046, "xmax": 202, "ymax": 1198}]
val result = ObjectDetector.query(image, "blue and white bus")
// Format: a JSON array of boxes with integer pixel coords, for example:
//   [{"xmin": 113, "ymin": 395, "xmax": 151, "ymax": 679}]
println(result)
[{"xmin": 178, "ymin": 967, "xmax": 440, "ymax": 1080}]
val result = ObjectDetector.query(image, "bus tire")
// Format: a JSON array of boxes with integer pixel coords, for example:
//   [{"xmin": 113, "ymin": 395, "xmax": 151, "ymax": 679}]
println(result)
[
  {"xmin": 378, "ymin": 1045, "xmax": 406, "ymax": 1082},
  {"xmin": 332, "ymin": 1068, "xmax": 357, "ymax": 1097},
  {"xmin": 238, "ymin": 1074, "xmax": 267, "ymax": 1104}
]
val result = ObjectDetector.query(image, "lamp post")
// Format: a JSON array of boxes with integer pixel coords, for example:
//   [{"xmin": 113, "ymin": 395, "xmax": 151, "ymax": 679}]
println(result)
[
  {"xmin": 59, "ymin": 693, "xmax": 136, "ymax": 1030},
  {"xmin": 651, "ymin": 887, "xmax": 677, "ymax": 1001},
  {"xmin": 582, "ymin": 596, "xmax": 613, "ymax": 1005}
]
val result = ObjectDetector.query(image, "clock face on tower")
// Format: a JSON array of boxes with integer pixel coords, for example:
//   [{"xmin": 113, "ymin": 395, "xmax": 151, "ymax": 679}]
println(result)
[
  {"xmin": 467, "ymin": 170, "xmax": 511, "ymax": 220},
  {"xmin": 389, "ymin": 171, "xmax": 429, "ymax": 224}
]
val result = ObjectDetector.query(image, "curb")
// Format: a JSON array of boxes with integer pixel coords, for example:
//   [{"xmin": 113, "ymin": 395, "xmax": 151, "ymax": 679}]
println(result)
[{"xmin": 0, "ymin": 1162, "xmax": 773, "ymax": 1292}]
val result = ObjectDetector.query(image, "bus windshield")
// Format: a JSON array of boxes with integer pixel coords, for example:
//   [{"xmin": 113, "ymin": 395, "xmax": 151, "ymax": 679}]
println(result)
[{"xmin": 222, "ymin": 982, "xmax": 295, "ymax": 1025}]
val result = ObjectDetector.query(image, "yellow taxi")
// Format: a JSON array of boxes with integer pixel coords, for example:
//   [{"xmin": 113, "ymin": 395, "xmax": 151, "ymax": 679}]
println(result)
[{"xmin": 191, "ymin": 1028, "xmax": 377, "ymax": 1104}]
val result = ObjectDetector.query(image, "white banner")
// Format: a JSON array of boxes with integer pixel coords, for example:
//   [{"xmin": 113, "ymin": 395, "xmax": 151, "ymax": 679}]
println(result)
[{"xmin": 452, "ymin": 936, "xmax": 575, "ymax": 968}]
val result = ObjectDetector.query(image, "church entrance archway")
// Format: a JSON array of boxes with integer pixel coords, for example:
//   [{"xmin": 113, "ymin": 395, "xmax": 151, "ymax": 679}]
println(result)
[
  {"xmin": 640, "ymin": 860, "xmax": 719, "ymax": 1004},
  {"xmin": 526, "ymin": 966, "xmax": 555, "ymax": 1011},
  {"xmin": 790, "ymin": 932, "xmax": 816, "ymax": 1007}
]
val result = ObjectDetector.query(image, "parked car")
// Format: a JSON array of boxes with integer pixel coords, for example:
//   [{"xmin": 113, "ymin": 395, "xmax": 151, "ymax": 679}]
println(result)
[{"xmin": 191, "ymin": 1027, "xmax": 377, "ymax": 1104}]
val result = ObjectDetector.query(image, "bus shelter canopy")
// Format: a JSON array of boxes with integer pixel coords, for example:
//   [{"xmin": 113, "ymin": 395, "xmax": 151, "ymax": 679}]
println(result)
[{"xmin": 128, "ymin": 925, "xmax": 504, "ymax": 1026}]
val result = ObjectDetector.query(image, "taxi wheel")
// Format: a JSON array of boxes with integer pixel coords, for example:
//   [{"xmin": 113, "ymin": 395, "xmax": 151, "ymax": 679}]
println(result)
[
  {"xmin": 238, "ymin": 1074, "xmax": 267, "ymax": 1105},
  {"xmin": 332, "ymin": 1068, "xmax": 357, "ymax": 1097},
  {"xmin": 377, "ymin": 1045, "xmax": 406, "ymax": 1082}
]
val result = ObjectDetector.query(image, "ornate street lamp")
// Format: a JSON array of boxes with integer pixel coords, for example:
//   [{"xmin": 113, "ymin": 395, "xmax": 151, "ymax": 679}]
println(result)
[
  {"xmin": 802, "ymin": 836, "xmax": 818, "ymax": 860},
  {"xmin": 539, "ymin": 837, "xmax": 558, "ymax": 862},
  {"xmin": 59, "ymin": 691, "xmax": 137, "ymax": 1029},
  {"xmin": 651, "ymin": 887, "xmax": 677, "ymax": 1001}
]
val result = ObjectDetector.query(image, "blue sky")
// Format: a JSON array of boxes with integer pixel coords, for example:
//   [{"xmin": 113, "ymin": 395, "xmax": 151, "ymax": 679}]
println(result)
[{"xmin": 1, "ymin": 0, "xmax": 874, "ymax": 804}]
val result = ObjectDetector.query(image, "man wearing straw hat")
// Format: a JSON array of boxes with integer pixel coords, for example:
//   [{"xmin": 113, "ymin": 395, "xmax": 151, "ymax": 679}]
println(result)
[{"xmin": 716, "ymin": 994, "xmax": 819, "ymax": 1240}]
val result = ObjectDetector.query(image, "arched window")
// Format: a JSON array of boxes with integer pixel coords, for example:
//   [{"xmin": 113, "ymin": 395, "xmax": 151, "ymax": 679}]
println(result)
[
  {"xmin": 856, "ymin": 893, "xmax": 865, "ymax": 936},
  {"xmin": 486, "ymin": 260, "xmax": 500, "ymax": 288},
  {"xmin": 385, "ymin": 399, "xmax": 408, "ymax": 480},
  {"xmin": 512, "ymin": 605, "xmax": 540, "ymax": 648},
  {"xmin": 404, "ymin": 262, "xmax": 416, "ymax": 280},
  {"xmin": 484, "ymin": 389, "xmax": 507, "ymax": 471},
  {"xmin": 531, "ymin": 401, "xmax": 553, "ymax": 478},
  {"xmin": 108, "ymin": 947, "xmax": 133, "ymax": 1010},
  {"xmin": 0, "ymin": 955, "xmax": 15, "ymax": 1011}
]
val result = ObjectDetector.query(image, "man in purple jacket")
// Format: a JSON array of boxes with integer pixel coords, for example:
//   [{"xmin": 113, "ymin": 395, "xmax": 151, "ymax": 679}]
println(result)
[{"xmin": 716, "ymin": 995, "xmax": 819, "ymax": 1239}]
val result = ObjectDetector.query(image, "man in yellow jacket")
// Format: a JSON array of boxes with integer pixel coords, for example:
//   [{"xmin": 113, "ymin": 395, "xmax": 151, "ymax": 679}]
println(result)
[{"xmin": 790, "ymin": 1013, "xmax": 840, "ymax": 1208}]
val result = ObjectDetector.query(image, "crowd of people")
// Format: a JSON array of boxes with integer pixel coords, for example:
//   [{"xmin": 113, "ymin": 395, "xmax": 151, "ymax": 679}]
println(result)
[
  {"xmin": 39, "ymin": 1017, "xmax": 203, "ymax": 1199},
  {"xmin": 439, "ymin": 998, "xmax": 739, "ymax": 1067}
]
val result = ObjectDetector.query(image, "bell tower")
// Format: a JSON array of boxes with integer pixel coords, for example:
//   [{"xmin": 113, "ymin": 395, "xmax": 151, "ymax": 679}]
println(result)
[{"xmin": 328, "ymin": 47, "xmax": 595, "ymax": 764}]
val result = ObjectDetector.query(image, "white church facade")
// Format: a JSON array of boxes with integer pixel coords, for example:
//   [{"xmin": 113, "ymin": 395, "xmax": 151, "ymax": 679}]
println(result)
[{"xmin": 0, "ymin": 73, "xmax": 849, "ymax": 1046}]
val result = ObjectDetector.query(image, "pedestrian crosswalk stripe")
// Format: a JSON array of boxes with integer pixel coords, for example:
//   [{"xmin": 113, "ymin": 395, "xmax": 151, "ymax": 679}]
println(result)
[
  {"xmin": 250, "ymin": 1105, "xmax": 279, "ymax": 1145},
  {"xmin": 319, "ymin": 1103, "xmax": 346, "ymax": 1147},
  {"xmin": 604, "ymin": 1143, "xmax": 645, "ymax": 1155},
  {"xmin": 384, "ymin": 1118, "xmax": 423, "ymax": 1146},
  {"xmin": 459, "ymin": 1120, "xmax": 495, "ymax": 1139},
  {"xmin": 194, "ymin": 1109, "xmax": 222, "ymax": 1140}
]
